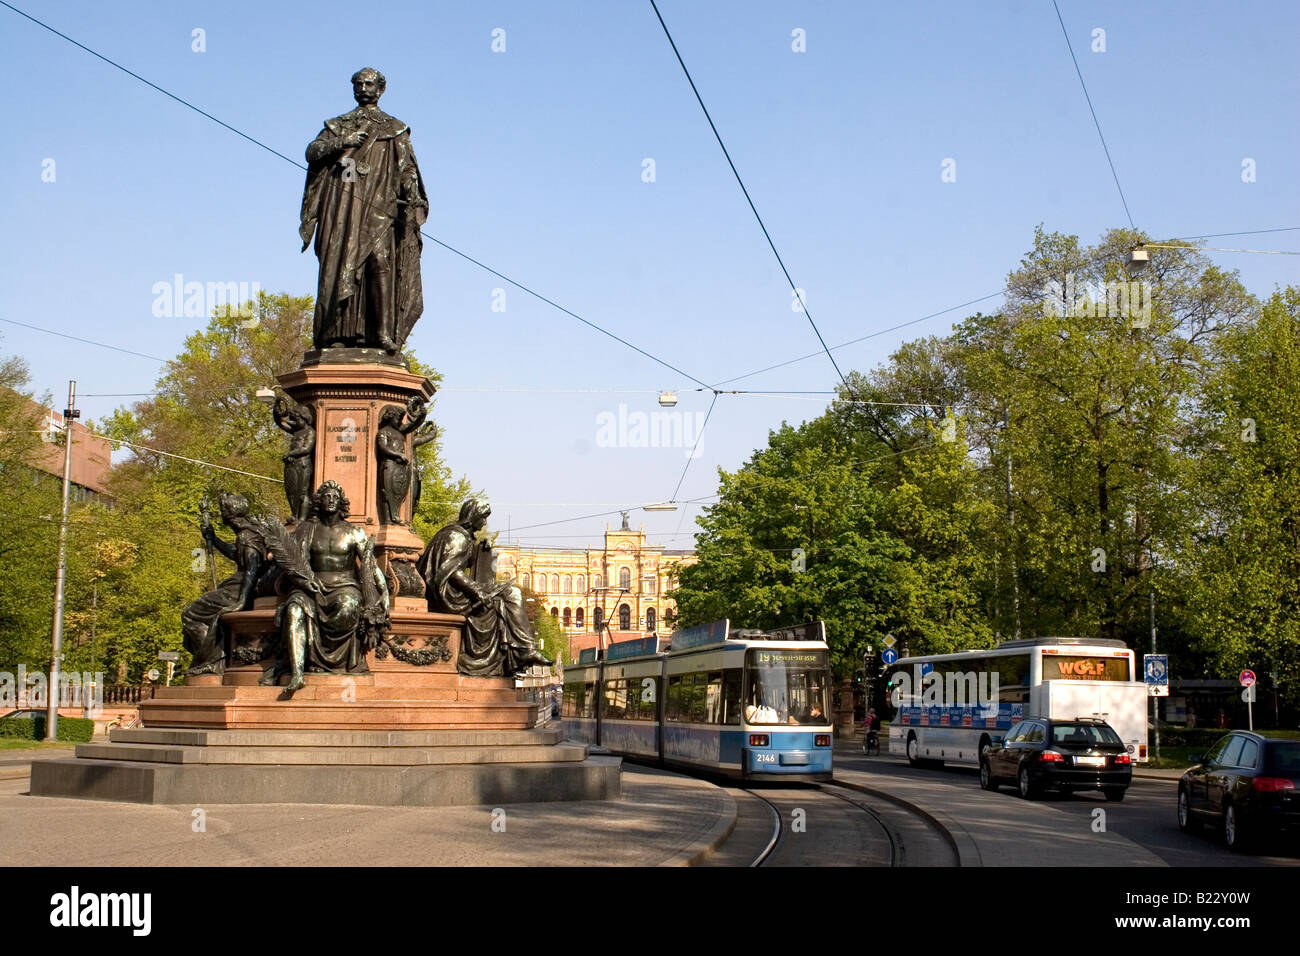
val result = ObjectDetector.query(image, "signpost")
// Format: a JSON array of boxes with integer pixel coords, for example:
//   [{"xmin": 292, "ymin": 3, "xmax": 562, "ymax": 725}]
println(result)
[
  {"xmin": 1240, "ymin": 670, "xmax": 1256, "ymax": 730},
  {"xmin": 1143, "ymin": 654, "xmax": 1169, "ymax": 697}
]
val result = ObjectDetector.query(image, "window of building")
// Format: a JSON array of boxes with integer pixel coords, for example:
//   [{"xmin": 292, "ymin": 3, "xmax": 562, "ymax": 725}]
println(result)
[
  {"xmin": 593, "ymin": 607, "xmax": 603, "ymax": 630},
  {"xmin": 521, "ymin": 573, "xmax": 530, "ymax": 589},
  {"xmin": 646, "ymin": 607, "xmax": 656, "ymax": 632},
  {"xmin": 593, "ymin": 574, "xmax": 603, "ymax": 590},
  {"xmin": 562, "ymin": 607, "xmax": 572, "ymax": 627},
  {"xmin": 550, "ymin": 607, "xmax": 558, "ymax": 618},
  {"xmin": 618, "ymin": 604, "xmax": 631, "ymax": 630},
  {"xmin": 646, "ymin": 576, "xmax": 656, "ymax": 594},
  {"xmin": 550, "ymin": 574, "xmax": 560, "ymax": 593},
  {"xmin": 619, "ymin": 567, "xmax": 631, "ymax": 589},
  {"xmin": 575, "ymin": 607, "xmax": 584, "ymax": 627},
  {"xmin": 576, "ymin": 575, "xmax": 585, "ymax": 592},
  {"xmin": 563, "ymin": 575, "xmax": 572, "ymax": 594}
]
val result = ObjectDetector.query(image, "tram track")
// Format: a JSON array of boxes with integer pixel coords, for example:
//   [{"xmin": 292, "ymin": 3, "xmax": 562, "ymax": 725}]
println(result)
[{"xmin": 697, "ymin": 775, "xmax": 959, "ymax": 867}]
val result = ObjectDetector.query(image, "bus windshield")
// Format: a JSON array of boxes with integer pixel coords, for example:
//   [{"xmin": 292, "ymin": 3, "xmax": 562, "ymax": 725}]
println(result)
[{"xmin": 744, "ymin": 648, "xmax": 830, "ymax": 725}]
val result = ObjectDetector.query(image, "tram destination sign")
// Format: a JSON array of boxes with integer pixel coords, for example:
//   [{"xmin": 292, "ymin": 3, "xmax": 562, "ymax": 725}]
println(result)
[
  {"xmin": 671, "ymin": 619, "xmax": 731, "ymax": 651},
  {"xmin": 607, "ymin": 637, "xmax": 660, "ymax": 661}
]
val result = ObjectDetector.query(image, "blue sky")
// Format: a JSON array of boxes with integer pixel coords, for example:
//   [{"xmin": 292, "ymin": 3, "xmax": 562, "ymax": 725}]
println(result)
[{"xmin": 3, "ymin": 0, "xmax": 1297, "ymax": 548}]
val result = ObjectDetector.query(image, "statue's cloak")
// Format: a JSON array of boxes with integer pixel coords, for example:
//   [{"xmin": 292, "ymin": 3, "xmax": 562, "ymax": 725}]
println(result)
[
  {"xmin": 299, "ymin": 106, "xmax": 427, "ymax": 349},
  {"xmin": 417, "ymin": 523, "xmax": 537, "ymax": 678}
]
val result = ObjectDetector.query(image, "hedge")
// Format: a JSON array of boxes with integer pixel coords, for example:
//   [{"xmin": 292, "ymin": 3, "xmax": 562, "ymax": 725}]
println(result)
[{"xmin": 0, "ymin": 716, "xmax": 94, "ymax": 742}]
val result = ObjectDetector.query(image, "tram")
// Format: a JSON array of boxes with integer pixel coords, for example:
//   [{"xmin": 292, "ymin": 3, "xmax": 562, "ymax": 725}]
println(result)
[{"xmin": 561, "ymin": 619, "xmax": 834, "ymax": 781}]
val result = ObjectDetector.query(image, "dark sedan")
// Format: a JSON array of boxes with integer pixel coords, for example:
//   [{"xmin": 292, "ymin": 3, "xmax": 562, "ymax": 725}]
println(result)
[
  {"xmin": 980, "ymin": 717, "xmax": 1132, "ymax": 801},
  {"xmin": 1177, "ymin": 731, "xmax": 1300, "ymax": 852}
]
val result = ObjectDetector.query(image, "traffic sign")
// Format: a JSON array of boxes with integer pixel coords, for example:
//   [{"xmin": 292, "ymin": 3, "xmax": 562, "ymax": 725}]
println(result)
[
  {"xmin": 146, "ymin": 668, "xmax": 160, "ymax": 682},
  {"xmin": 1148, "ymin": 684, "xmax": 1169, "ymax": 697},
  {"xmin": 1242, "ymin": 686, "xmax": 1257, "ymax": 703},
  {"xmin": 1240, "ymin": 669, "xmax": 1256, "ymax": 687},
  {"xmin": 882, "ymin": 635, "xmax": 896, "ymax": 649},
  {"xmin": 157, "ymin": 651, "xmax": 180, "ymax": 662},
  {"xmin": 882, "ymin": 649, "xmax": 898, "ymax": 666},
  {"xmin": 1143, "ymin": 654, "xmax": 1168, "ymax": 684}
]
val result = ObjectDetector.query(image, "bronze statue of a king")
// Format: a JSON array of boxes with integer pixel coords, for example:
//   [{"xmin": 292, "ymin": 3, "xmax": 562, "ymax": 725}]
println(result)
[{"xmin": 299, "ymin": 67, "xmax": 428, "ymax": 354}]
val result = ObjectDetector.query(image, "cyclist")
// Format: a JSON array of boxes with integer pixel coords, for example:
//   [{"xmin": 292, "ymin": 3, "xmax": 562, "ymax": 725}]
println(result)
[{"xmin": 862, "ymin": 707, "xmax": 881, "ymax": 755}]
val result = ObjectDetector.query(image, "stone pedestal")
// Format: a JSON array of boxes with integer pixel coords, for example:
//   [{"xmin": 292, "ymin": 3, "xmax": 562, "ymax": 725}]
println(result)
[
  {"xmin": 33, "ymin": 356, "xmax": 625, "ymax": 808},
  {"xmin": 277, "ymin": 359, "xmax": 434, "ymax": 593}
]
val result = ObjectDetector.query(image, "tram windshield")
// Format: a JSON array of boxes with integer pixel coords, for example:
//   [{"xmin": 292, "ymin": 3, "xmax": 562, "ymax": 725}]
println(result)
[{"xmin": 744, "ymin": 648, "xmax": 831, "ymax": 725}]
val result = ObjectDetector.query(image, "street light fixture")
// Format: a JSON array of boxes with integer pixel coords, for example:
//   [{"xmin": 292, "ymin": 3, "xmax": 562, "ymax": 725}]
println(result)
[
  {"xmin": 255, "ymin": 387, "xmax": 277, "ymax": 404},
  {"xmin": 658, "ymin": 390, "xmax": 677, "ymax": 407},
  {"xmin": 643, "ymin": 502, "xmax": 677, "ymax": 512},
  {"xmin": 1126, "ymin": 247, "xmax": 1150, "ymax": 274}
]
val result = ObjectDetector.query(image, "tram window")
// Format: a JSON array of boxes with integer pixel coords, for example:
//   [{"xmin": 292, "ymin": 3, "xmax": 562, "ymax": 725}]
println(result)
[
  {"xmin": 582, "ymin": 682, "xmax": 597, "ymax": 718},
  {"xmin": 705, "ymin": 671, "xmax": 724, "ymax": 723},
  {"xmin": 722, "ymin": 670, "xmax": 742, "ymax": 725},
  {"xmin": 603, "ymin": 679, "xmax": 627, "ymax": 719},
  {"xmin": 666, "ymin": 675, "xmax": 683, "ymax": 722}
]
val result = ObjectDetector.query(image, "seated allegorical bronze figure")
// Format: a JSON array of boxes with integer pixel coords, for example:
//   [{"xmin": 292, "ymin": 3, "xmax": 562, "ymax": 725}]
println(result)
[
  {"xmin": 417, "ymin": 496, "xmax": 553, "ymax": 679},
  {"xmin": 180, "ymin": 493, "xmax": 265, "ymax": 677},
  {"xmin": 258, "ymin": 480, "xmax": 390, "ymax": 691}
]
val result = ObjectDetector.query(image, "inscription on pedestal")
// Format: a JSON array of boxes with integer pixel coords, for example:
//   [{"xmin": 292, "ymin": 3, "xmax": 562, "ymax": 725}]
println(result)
[{"xmin": 322, "ymin": 406, "xmax": 371, "ymax": 513}]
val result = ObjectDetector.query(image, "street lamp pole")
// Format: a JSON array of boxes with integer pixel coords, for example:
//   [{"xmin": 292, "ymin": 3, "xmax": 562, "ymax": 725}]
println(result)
[{"xmin": 46, "ymin": 380, "xmax": 79, "ymax": 742}]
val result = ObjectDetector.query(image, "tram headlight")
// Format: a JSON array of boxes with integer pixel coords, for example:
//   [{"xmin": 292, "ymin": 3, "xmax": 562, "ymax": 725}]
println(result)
[{"xmin": 749, "ymin": 734, "xmax": 769, "ymax": 747}]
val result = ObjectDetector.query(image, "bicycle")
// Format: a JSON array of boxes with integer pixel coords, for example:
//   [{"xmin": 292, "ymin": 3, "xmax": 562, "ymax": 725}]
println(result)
[{"xmin": 862, "ymin": 727, "xmax": 880, "ymax": 756}]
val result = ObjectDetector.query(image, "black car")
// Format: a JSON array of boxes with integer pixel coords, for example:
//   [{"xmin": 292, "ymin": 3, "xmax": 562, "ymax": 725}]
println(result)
[
  {"xmin": 980, "ymin": 717, "xmax": 1132, "ymax": 801},
  {"xmin": 1177, "ymin": 731, "xmax": 1300, "ymax": 852}
]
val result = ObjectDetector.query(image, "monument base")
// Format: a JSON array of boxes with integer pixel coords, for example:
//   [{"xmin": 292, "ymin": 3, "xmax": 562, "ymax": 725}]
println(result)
[{"xmin": 30, "ymin": 728, "xmax": 622, "ymax": 807}]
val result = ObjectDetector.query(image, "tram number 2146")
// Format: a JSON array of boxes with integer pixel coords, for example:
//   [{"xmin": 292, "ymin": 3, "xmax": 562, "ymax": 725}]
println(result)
[{"xmin": 755, "ymin": 752, "xmax": 777, "ymax": 764}]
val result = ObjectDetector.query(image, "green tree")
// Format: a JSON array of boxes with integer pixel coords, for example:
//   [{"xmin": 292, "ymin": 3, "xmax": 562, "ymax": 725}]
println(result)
[
  {"xmin": 1175, "ymin": 287, "xmax": 1300, "ymax": 707},
  {"xmin": 0, "ymin": 346, "xmax": 69, "ymax": 670},
  {"xmin": 955, "ymin": 227, "xmax": 1252, "ymax": 645}
]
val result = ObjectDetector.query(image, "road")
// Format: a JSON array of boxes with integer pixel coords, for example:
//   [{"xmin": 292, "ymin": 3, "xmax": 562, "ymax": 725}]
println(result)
[{"xmin": 835, "ymin": 746, "xmax": 1300, "ymax": 867}]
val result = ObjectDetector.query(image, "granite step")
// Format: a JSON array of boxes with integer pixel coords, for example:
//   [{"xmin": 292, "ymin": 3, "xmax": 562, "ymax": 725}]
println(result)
[
  {"xmin": 109, "ymin": 727, "xmax": 562, "ymax": 748},
  {"xmin": 74, "ymin": 740, "xmax": 590, "ymax": 766}
]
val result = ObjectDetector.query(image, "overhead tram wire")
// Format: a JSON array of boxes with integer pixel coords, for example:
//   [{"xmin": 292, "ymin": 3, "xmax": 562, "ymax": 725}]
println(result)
[
  {"xmin": 710, "ymin": 289, "xmax": 1009, "ymax": 388},
  {"xmin": 648, "ymin": 0, "xmax": 853, "ymax": 395},
  {"xmin": 0, "ymin": 1, "xmax": 714, "ymax": 393},
  {"xmin": 1051, "ymin": 0, "xmax": 1135, "ymax": 230},
  {"xmin": 0, "ymin": 315, "xmax": 168, "ymax": 363}
]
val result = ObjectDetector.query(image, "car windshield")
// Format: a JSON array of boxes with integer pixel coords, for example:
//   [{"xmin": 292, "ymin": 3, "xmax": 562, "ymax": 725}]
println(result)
[
  {"xmin": 1050, "ymin": 723, "xmax": 1122, "ymax": 747},
  {"xmin": 1265, "ymin": 741, "xmax": 1300, "ymax": 776}
]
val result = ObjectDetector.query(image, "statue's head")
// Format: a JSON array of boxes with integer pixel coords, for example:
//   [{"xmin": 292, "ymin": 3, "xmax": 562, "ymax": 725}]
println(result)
[
  {"xmin": 379, "ymin": 404, "xmax": 405, "ymax": 428},
  {"xmin": 218, "ymin": 492, "xmax": 251, "ymax": 522},
  {"xmin": 311, "ymin": 480, "xmax": 351, "ymax": 519},
  {"xmin": 351, "ymin": 67, "xmax": 386, "ymax": 106},
  {"xmin": 458, "ymin": 495, "xmax": 491, "ymax": 531}
]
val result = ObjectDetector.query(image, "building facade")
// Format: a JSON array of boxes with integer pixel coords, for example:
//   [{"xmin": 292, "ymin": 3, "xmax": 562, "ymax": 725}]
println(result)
[{"xmin": 494, "ymin": 512, "xmax": 696, "ymax": 658}]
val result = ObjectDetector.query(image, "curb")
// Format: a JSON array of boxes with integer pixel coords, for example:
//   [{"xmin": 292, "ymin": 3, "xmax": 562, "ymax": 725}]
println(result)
[{"xmin": 671, "ymin": 788, "xmax": 739, "ymax": 868}]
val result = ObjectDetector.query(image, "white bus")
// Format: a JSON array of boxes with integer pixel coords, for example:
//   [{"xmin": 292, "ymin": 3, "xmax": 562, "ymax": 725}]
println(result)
[{"xmin": 885, "ymin": 637, "xmax": 1149, "ymax": 767}]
